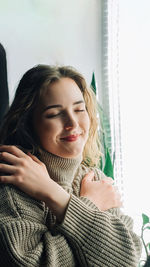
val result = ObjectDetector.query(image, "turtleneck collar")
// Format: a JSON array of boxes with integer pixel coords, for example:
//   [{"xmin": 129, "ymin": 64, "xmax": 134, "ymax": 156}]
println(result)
[{"xmin": 39, "ymin": 149, "xmax": 82, "ymax": 193}]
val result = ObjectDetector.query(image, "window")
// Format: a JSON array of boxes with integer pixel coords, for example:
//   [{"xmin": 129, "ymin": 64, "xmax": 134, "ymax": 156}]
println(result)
[
  {"xmin": 119, "ymin": 0, "xmax": 150, "ymax": 259},
  {"xmin": 100, "ymin": 0, "xmax": 150, "ymax": 260}
]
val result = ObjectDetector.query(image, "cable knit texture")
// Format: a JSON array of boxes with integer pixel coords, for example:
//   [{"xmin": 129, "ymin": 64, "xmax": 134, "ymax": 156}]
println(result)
[{"xmin": 0, "ymin": 149, "xmax": 141, "ymax": 266}]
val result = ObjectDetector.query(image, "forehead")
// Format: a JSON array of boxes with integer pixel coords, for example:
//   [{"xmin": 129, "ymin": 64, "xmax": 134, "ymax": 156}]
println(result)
[{"xmin": 39, "ymin": 77, "xmax": 84, "ymax": 106}]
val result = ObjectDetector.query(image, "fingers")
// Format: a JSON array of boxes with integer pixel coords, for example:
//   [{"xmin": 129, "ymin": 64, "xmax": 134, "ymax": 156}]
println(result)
[
  {"xmin": 82, "ymin": 171, "xmax": 95, "ymax": 183},
  {"xmin": 82, "ymin": 173, "xmax": 114, "ymax": 185},
  {"xmin": 0, "ymin": 174, "xmax": 25, "ymax": 187},
  {"xmin": 27, "ymin": 152, "xmax": 43, "ymax": 165},
  {"xmin": 0, "ymin": 174, "xmax": 15, "ymax": 184},
  {"xmin": 102, "ymin": 176, "xmax": 114, "ymax": 184},
  {"xmin": 0, "ymin": 162, "xmax": 16, "ymax": 174},
  {"xmin": 0, "ymin": 151, "xmax": 20, "ymax": 165},
  {"xmin": 0, "ymin": 146, "xmax": 42, "ymax": 166},
  {"xmin": 0, "ymin": 145, "xmax": 25, "ymax": 158},
  {"xmin": 101, "ymin": 180, "xmax": 123, "ymax": 208}
]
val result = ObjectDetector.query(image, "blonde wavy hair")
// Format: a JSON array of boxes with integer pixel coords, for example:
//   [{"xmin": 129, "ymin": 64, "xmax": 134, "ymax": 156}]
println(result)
[
  {"xmin": 0, "ymin": 65, "xmax": 101, "ymax": 167},
  {"xmin": 82, "ymin": 86, "xmax": 101, "ymax": 167}
]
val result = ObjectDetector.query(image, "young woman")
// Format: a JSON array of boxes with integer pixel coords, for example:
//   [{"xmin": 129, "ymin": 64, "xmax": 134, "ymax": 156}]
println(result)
[{"xmin": 0, "ymin": 65, "xmax": 141, "ymax": 266}]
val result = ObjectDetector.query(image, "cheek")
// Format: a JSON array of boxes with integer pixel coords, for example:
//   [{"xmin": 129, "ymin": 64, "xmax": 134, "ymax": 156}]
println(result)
[
  {"xmin": 34, "ymin": 118, "xmax": 51, "ymax": 141},
  {"xmin": 38, "ymin": 119, "xmax": 62, "ymax": 140}
]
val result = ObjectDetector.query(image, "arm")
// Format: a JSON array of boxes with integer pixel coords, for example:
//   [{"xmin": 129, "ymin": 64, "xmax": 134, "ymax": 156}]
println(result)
[
  {"xmin": 56, "ymin": 194, "xmax": 142, "ymax": 267},
  {"xmin": 71, "ymin": 167, "xmax": 142, "ymax": 266},
  {"xmin": 0, "ymin": 146, "xmax": 78, "ymax": 266},
  {"xmin": 0, "ymin": 185, "xmax": 78, "ymax": 267},
  {"xmin": 0, "ymin": 145, "xmax": 141, "ymax": 266}
]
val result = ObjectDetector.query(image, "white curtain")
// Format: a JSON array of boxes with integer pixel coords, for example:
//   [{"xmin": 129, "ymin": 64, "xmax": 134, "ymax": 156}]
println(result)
[{"xmin": 100, "ymin": 0, "xmax": 123, "ymax": 196}]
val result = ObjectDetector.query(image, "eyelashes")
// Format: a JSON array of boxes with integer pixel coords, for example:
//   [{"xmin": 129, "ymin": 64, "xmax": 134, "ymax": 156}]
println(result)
[
  {"xmin": 46, "ymin": 109, "xmax": 86, "ymax": 119},
  {"xmin": 46, "ymin": 113, "xmax": 61, "ymax": 118},
  {"xmin": 75, "ymin": 109, "xmax": 85, "ymax": 112}
]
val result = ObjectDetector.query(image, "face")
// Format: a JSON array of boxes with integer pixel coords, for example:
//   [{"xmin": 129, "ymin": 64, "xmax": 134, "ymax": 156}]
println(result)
[{"xmin": 33, "ymin": 77, "xmax": 90, "ymax": 158}]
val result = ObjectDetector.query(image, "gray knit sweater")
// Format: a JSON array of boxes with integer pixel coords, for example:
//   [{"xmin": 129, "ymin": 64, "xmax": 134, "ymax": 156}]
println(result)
[{"xmin": 0, "ymin": 149, "xmax": 141, "ymax": 267}]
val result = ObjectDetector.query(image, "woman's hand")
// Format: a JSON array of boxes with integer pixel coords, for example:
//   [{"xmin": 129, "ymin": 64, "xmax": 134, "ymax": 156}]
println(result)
[
  {"xmin": 0, "ymin": 145, "xmax": 70, "ymax": 222},
  {"xmin": 80, "ymin": 171, "xmax": 122, "ymax": 211},
  {"xmin": 0, "ymin": 145, "xmax": 54, "ymax": 201}
]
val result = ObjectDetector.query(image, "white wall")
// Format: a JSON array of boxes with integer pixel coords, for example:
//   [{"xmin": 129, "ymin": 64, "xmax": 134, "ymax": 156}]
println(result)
[{"xmin": 0, "ymin": 0, "xmax": 102, "ymax": 102}]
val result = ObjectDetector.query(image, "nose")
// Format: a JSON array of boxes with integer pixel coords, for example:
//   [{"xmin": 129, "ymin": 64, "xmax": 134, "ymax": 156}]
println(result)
[{"xmin": 64, "ymin": 113, "xmax": 78, "ymax": 131}]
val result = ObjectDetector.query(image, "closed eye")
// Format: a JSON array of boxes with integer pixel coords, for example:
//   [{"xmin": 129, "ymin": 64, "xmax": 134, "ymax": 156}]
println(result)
[
  {"xmin": 75, "ymin": 109, "xmax": 85, "ymax": 112},
  {"xmin": 46, "ymin": 108, "xmax": 86, "ymax": 118},
  {"xmin": 46, "ymin": 112, "xmax": 62, "ymax": 118}
]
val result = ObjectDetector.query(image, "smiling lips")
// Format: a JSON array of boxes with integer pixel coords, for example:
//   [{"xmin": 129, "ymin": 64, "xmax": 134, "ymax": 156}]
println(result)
[{"xmin": 61, "ymin": 134, "xmax": 80, "ymax": 142}]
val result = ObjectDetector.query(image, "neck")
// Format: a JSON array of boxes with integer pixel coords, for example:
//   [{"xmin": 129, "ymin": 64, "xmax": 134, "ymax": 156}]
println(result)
[{"xmin": 39, "ymin": 149, "xmax": 82, "ymax": 193}]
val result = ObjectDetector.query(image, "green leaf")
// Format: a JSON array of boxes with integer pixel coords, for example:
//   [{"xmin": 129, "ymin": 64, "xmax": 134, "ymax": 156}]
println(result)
[
  {"xmin": 145, "ymin": 226, "xmax": 150, "ymax": 230},
  {"xmin": 142, "ymin": 214, "xmax": 150, "ymax": 225},
  {"xmin": 90, "ymin": 73, "xmax": 114, "ymax": 178},
  {"xmin": 97, "ymin": 103, "xmax": 112, "ymax": 158},
  {"xmin": 103, "ymin": 147, "xmax": 114, "ymax": 179},
  {"xmin": 91, "ymin": 72, "xmax": 96, "ymax": 95}
]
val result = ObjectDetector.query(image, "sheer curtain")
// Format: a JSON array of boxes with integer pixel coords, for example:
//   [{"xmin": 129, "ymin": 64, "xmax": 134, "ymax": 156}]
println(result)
[
  {"xmin": 119, "ymin": 0, "xmax": 150, "ymax": 260},
  {"xmin": 100, "ymin": 0, "xmax": 124, "ymax": 197},
  {"xmin": 100, "ymin": 0, "xmax": 150, "ymax": 261}
]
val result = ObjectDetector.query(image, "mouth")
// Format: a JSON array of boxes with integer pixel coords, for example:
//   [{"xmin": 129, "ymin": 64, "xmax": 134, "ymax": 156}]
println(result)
[{"xmin": 60, "ymin": 134, "xmax": 80, "ymax": 142}]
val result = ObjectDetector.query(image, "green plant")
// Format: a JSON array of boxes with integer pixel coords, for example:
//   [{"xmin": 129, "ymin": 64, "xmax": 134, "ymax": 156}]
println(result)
[
  {"xmin": 139, "ymin": 213, "xmax": 150, "ymax": 267},
  {"xmin": 90, "ymin": 73, "xmax": 114, "ymax": 179}
]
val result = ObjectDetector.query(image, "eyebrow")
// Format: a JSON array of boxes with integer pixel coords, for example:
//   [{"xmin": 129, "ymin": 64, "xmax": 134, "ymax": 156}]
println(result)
[{"xmin": 43, "ymin": 100, "xmax": 84, "ymax": 112}]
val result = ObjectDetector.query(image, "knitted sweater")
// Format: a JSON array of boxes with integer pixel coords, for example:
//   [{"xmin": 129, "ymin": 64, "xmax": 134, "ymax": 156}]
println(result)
[{"xmin": 0, "ymin": 149, "xmax": 141, "ymax": 267}]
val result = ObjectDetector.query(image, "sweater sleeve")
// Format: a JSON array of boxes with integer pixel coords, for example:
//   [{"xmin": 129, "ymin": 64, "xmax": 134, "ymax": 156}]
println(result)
[
  {"xmin": 56, "ymin": 194, "xmax": 142, "ymax": 267},
  {"xmin": 95, "ymin": 166, "xmax": 142, "ymax": 259},
  {"xmin": 0, "ymin": 185, "xmax": 78, "ymax": 267}
]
